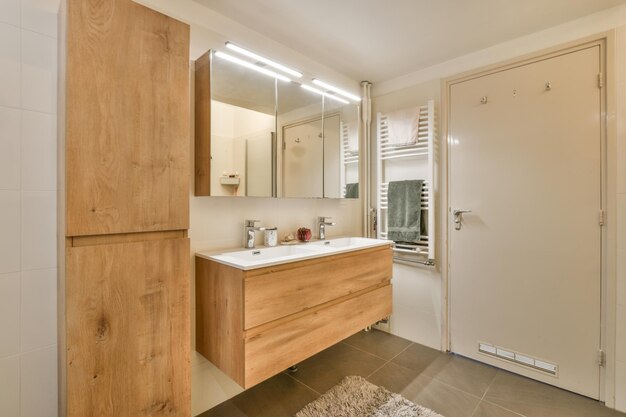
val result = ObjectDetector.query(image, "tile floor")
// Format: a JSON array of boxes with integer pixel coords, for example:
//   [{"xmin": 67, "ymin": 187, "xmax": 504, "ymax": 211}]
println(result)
[{"xmin": 199, "ymin": 330, "xmax": 625, "ymax": 417}]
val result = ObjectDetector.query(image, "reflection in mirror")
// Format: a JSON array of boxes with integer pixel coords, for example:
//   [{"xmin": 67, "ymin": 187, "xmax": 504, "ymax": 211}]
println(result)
[
  {"xmin": 196, "ymin": 49, "xmax": 360, "ymax": 199},
  {"xmin": 210, "ymin": 53, "xmax": 277, "ymax": 197},
  {"xmin": 323, "ymin": 100, "xmax": 360, "ymax": 199},
  {"xmin": 277, "ymin": 82, "xmax": 324, "ymax": 198}
]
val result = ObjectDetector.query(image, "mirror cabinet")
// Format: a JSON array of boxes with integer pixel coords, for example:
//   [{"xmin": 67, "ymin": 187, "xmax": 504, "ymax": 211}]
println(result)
[{"xmin": 194, "ymin": 50, "xmax": 360, "ymax": 199}]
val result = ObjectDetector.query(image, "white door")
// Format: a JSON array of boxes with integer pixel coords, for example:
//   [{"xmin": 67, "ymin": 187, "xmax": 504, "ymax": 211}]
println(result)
[
  {"xmin": 448, "ymin": 46, "xmax": 602, "ymax": 398},
  {"xmin": 282, "ymin": 119, "xmax": 324, "ymax": 198}
]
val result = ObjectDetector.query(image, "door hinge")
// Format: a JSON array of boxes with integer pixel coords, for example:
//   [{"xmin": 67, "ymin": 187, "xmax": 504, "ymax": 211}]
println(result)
[
  {"xmin": 599, "ymin": 209, "xmax": 605, "ymax": 226},
  {"xmin": 598, "ymin": 350, "xmax": 606, "ymax": 367},
  {"xmin": 598, "ymin": 73, "xmax": 604, "ymax": 89}
]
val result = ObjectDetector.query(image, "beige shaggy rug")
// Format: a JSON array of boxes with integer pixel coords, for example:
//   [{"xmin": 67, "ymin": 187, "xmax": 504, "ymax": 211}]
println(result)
[{"xmin": 295, "ymin": 376, "xmax": 443, "ymax": 417}]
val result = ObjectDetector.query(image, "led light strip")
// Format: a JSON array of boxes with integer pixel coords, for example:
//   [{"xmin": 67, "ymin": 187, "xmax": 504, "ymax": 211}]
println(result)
[
  {"xmin": 301, "ymin": 84, "xmax": 350, "ymax": 104},
  {"xmin": 226, "ymin": 42, "xmax": 303, "ymax": 78},
  {"xmin": 214, "ymin": 51, "xmax": 292, "ymax": 82},
  {"xmin": 313, "ymin": 79, "xmax": 361, "ymax": 102}
]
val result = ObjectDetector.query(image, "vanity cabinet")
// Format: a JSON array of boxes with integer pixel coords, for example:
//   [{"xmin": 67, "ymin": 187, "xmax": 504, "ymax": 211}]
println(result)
[{"xmin": 196, "ymin": 246, "xmax": 393, "ymax": 388}]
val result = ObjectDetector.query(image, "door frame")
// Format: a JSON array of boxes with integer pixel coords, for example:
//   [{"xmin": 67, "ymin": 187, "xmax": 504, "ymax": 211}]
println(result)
[{"xmin": 440, "ymin": 31, "xmax": 615, "ymax": 404}]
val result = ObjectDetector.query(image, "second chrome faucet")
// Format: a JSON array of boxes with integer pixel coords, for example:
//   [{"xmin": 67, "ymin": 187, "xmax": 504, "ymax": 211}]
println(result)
[{"xmin": 318, "ymin": 216, "xmax": 336, "ymax": 240}]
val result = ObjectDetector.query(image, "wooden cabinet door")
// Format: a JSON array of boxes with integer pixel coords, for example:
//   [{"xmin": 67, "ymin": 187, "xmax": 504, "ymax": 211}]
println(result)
[
  {"xmin": 65, "ymin": 238, "xmax": 190, "ymax": 416},
  {"xmin": 64, "ymin": 0, "xmax": 190, "ymax": 236}
]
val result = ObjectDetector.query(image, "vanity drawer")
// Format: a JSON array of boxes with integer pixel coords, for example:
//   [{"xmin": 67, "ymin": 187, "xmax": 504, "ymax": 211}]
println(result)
[
  {"xmin": 244, "ymin": 284, "xmax": 392, "ymax": 387},
  {"xmin": 243, "ymin": 246, "xmax": 392, "ymax": 329}
]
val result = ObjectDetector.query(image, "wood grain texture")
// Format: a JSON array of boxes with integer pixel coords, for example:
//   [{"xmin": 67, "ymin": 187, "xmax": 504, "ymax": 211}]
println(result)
[
  {"xmin": 65, "ymin": 0, "xmax": 190, "ymax": 236},
  {"xmin": 195, "ymin": 257, "xmax": 245, "ymax": 386},
  {"xmin": 194, "ymin": 51, "xmax": 211, "ymax": 196},
  {"xmin": 66, "ymin": 238, "xmax": 190, "ymax": 417},
  {"xmin": 244, "ymin": 246, "xmax": 392, "ymax": 329},
  {"xmin": 245, "ymin": 285, "xmax": 392, "ymax": 387}
]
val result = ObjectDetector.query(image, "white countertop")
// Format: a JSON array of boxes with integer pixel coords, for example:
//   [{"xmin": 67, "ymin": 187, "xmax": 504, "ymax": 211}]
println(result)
[{"xmin": 195, "ymin": 237, "xmax": 391, "ymax": 270}]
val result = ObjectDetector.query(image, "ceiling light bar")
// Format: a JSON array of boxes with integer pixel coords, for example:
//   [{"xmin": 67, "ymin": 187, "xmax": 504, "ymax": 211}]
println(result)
[
  {"xmin": 312, "ymin": 79, "xmax": 361, "ymax": 102},
  {"xmin": 301, "ymin": 84, "xmax": 350, "ymax": 104},
  {"xmin": 214, "ymin": 51, "xmax": 292, "ymax": 83},
  {"xmin": 225, "ymin": 42, "xmax": 303, "ymax": 78}
]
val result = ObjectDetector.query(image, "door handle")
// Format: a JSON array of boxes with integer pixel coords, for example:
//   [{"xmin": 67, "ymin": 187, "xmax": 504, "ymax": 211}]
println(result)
[{"xmin": 453, "ymin": 209, "xmax": 472, "ymax": 230}]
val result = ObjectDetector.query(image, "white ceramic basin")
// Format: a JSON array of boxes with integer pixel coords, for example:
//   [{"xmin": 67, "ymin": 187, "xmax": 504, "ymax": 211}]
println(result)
[
  {"xmin": 214, "ymin": 245, "xmax": 316, "ymax": 262},
  {"xmin": 197, "ymin": 237, "xmax": 391, "ymax": 270},
  {"xmin": 309, "ymin": 237, "xmax": 377, "ymax": 249}
]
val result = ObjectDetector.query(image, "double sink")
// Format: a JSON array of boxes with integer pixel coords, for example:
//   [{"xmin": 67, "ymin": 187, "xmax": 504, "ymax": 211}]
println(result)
[{"xmin": 196, "ymin": 237, "xmax": 391, "ymax": 270}]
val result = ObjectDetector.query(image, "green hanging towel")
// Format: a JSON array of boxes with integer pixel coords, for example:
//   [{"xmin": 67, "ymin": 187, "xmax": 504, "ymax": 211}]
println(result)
[
  {"xmin": 387, "ymin": 180, "xmax": 423, "ymax": 243},
  {"xmin": 345, "ymin": 183, "xmax": 359, "ymax": 199}
]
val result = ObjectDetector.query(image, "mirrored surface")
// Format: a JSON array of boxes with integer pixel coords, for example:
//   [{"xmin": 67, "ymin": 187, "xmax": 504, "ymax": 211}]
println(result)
[
  {"xmin": 323, "ymin": 100, "xmax": 360, "ymax": 199},
  {"xmin": 210, "ymin": 55, "xmax": 277, "ymax": 197},
  {"xmin": 207, "ymin": 50, "xmax": 360, "ymax": 199},
  {"xmin": 278, "ymin": 82, "xmax": 324, "ymax": 198}
]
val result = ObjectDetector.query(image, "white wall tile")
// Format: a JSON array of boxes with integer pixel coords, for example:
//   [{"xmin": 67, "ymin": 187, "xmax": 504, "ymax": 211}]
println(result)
[
  {"xmin": 21, "ymin": 191, "xmax": 56, "ymax": 270},
  {"xmin": 21, "ymin": 0, "xmax": 59, "ymax": 39},
  {"xmin": 0, "ymin": 23, "xmax": 21, "ymax": 108},
  {"xmin": 21, "ymin": 110, "xmax": 56, "ymax": 190},
  {"xmin": 617, "ymin": 360, "xmax": 626, "ymax": 412},
  {"xmin": 0, "ymin": 0, "xmax": 20, "ymax": 27},
  {"xmin": 0, "ymin": 273, "xmax": 20, "ymax": 358},
  {"xmin": 0, "ymin": 106, "xmax": 21, "ymax": 190},
  {"xmin": 0, "ymin": 356, "xmax": 20, "ymax": 417},
  {"xmin": 0, "ymin": 191, "xmax": 21, "ymax": 274},
  {"xmin": 20, "ymin": 268, "xmax": 56, "ymax": 351},
  {"xmin": 21, "ymin": 29, "xmax": 55, "ymax": 113},
  {"xmin": 20, "ymin": 346, "xmax": 57, "ymax": 417},
  {"xmin": 618, "ymin": 305, "xmax": 626, "ymax": 363}
]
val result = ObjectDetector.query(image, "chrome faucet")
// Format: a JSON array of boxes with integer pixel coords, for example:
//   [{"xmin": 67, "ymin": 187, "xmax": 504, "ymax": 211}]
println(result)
[
  {"xmin": 244, "ymin": 220, "xmax": 266, "ymax": 249},
  {"xmin": 318, "ymin": 216, "xmax": 336, "ymax": 240}
]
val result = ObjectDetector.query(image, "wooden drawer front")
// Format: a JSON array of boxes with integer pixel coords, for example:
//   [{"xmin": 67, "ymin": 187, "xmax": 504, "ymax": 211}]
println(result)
[
  {"xmin": 244, "ymin": 284, "xmax": 392, "ymax": 388},
  {"xmin": 244, "ymin": 247, "xmax": 392, "ymax": 329}
]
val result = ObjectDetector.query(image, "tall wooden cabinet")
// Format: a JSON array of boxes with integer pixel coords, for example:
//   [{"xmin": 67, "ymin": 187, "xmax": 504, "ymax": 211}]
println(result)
[{"xmin": 58, "ymin": 1, "xmax": 191, "ymax": 416}]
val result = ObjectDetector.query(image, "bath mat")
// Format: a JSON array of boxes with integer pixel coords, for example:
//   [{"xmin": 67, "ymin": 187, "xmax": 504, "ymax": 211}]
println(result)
[{"xmin": 295, "ymin": 376, "xmax": 443, "ymax": 417}]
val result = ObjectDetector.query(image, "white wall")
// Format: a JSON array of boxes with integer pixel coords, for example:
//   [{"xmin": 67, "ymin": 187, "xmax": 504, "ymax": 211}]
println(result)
[
  {"xmin": 0, "ymin": 0, "xmax": 59, "ymax": 416},
  {"xmin": 372, "ymin": 5, "xmax": 626, "ymax": 410},
  {"xmin": 371, "ymin": 80, "xmax": 444, "ymax": 350}
]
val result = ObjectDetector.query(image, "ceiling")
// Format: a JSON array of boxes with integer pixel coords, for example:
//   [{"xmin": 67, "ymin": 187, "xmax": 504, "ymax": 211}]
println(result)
[{"xmin": 194, "ymin": 0, "xmax": 626, "ymax": 83}]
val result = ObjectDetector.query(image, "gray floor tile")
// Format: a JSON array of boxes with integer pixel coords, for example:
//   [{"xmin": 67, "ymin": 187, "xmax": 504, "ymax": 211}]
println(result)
[
  {"xmin": 287, "ymin": 342, "xmax": 386, "ymax": 394},
  {"xmin": 198, "ymin": 372, "xmax": 318, "ymax": 417},
  {"xmin": 343, "ymin": 329, "xmax": 413, "ymax": 360},
  {"xmin": 198, "ymin": 401, "xmax": 248, "ymax": 417},
  {"xmin": 484, "ymin": 370, "xmax": 614, "ymax": 417},
  {"xmin": 421, "ymin": 354, "xmax": 498, "ymax": 398},
  {"xmin": 367, "ymin": 360, "xmax": 424, "ymax": 394},
  {"xmin": 391, "ymin": 341, "xmax": 446, "ymax": 375},
  {"xmin": 373, "ymin": 363, "xmax": 480, "ymax": 417},
  {"xmin": 369, "ymin": 361, "xmax": 481, "ymax": 417},
  {"xmin": 472, "ymin": 401, "xmax": 525, "ymax": 417}
]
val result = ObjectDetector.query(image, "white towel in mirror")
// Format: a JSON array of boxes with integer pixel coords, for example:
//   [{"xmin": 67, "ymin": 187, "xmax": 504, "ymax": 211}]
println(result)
[
  {"xmin": 386, "ymin": 107, "xmax": 420, "ymax": 146},
  {"xmin": 347, "ymin": 122, "xmax": 358, "ymax": 153}
]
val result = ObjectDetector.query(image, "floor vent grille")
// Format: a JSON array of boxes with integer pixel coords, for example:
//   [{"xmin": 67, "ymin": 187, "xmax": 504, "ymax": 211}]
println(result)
[{"xmin": 478, "ymin": 342, "xmax": 558, "ymax": 376}]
